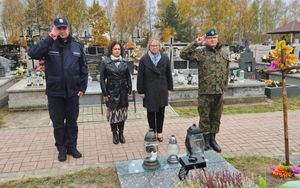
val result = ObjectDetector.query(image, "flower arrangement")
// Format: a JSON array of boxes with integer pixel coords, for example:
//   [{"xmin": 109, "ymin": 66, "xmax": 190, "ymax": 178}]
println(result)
[
  {"xmin": 15, "ymin": 65, "xmax": 26, "ymax": 76},
  {"xmin": 175, "ymin": 170, "xmax": 256, "ymax": 188},
  {"xmin": 271, "ymin": 165, "xmax": 300, "ymax": 179},
  {"xmin": 269, "ymin": 40, "xmax": 298, "ymax": 70},
  {"xmin": 261, "ymin": 54, "xmax": 273, "ymax": 63},
  {"xmin": 264, "ymin": 79, "xmax": 281, "ymax": 87}
]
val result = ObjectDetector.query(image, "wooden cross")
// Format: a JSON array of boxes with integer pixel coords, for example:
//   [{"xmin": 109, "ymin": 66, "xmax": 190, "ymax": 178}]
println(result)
[{"xmin": 263, "ymin": 49, "xmax": 300, "ymax": 165}]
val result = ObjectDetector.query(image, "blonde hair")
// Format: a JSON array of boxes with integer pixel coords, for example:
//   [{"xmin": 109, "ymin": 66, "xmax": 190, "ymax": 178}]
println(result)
[{"xmin": 147, "ymin": 38, "xmax": 162, "ymax": 50}]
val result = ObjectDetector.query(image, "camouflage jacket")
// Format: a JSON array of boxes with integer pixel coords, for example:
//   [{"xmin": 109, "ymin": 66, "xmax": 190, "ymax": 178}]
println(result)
[{"xmin": 180, "ymin": 42, "xmax": 230, "ymax": 94}]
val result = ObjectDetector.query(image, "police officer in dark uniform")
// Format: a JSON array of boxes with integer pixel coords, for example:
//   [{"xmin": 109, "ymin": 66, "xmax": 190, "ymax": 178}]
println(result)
[
  {"xmin": 180, "ymin": 28, "xmax": 230, "ymax": 153},
  {"xmin": 28, "ymin": 17, "xmax": 88, "ymax": 161}
]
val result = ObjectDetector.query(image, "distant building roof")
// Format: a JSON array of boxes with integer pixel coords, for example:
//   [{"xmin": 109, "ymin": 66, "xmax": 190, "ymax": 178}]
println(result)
[{"xmin": 267, "ymin": 20, "xmax": 300, "ymax": 34}]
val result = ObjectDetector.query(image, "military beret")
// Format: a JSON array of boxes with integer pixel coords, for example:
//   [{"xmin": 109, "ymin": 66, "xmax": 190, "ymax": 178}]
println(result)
[
  {"xmin": 53, "ymin": 17, "xmax": 69, "ymax": 27},
  {"xmin": 206, "ymin": 28, "xmax": 218, "ymax": 36}
]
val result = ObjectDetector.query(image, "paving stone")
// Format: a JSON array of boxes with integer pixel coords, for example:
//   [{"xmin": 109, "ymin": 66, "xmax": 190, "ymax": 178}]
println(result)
[{"xmin": 0, "ymin": 107, "xmax": 299, "ymax": 183}]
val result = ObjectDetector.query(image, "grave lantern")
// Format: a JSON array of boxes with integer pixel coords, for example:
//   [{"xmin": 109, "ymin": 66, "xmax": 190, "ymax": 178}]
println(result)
[
  {"xmin": 36, "ymin": 70, "xmax": 43, "ymax": 86},
  {"xmin": 0, "ymin": 63, "xmax": 5, "ymax": 77},
  {"xmin": 178, "ymin": 124, "xmax": 206, "ymax": 180},
  {"xmin": 229, "ymin": 71, "xmax": 235, "ymax": 83},
  {"xmin": 185, "ymin": 124, "xmax": 205, "ymax": 158},
  {"xmin": 187, "ymin": 73, "xmax": 193, "ymax": 85},
  {"xmin": 26, "ymin": 72, "xmax": 32, "ymax": 86},
  {"xmin": 142, "ymin": 128, "xmax": 160, "ymax": 170},
  {"xmin": 167, "ymin": 135, "xmax": 180, "ymax": 164}
]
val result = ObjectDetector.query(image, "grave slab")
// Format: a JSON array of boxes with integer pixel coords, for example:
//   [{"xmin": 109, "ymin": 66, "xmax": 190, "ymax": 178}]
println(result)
[{"xmin": 116, "ymin": 151, "xmax": 240, "ymax": 188}]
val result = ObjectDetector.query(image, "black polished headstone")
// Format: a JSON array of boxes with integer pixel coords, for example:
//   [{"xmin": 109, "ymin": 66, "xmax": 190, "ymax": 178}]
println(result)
[
  {"xmin": 86, "ymin": 54, "xmax": 102, "ymax": 81},
  {"xmin": 174, "ymin": 60, "xmax": 187, "ymax": 69},
  {"xmin": 238, "ymin": 38, "xmax": 256, "ymax": 79}
]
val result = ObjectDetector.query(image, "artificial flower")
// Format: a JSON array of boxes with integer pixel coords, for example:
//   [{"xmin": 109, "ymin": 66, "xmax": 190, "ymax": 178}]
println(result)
[
  {"xmin": 269, "ymin": 40, "xmax": 298, "ymax": 70},
  {"xmin": 271, "ymin": 165, "xmax": 292, "ymax": 178},
  {"xmin": 269, "ymin": 61, "xmax": 278, "ymax": 70},
  {"xmin": 291, "ymin": 166, "xmax": 300, "ymax": 174}
]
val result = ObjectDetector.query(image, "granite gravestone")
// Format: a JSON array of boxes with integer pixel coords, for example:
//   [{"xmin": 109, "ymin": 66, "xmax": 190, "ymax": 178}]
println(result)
[
  {"xmin": 85, "ymin": 46, "xmax": 106, "ymax": 81},
  {"xmin": 238, "ymin": 37, "xmax": 256, "ymax": 79},
  {"xmin": 86, "ymin": 54, "xmax": 101, "ymax": 81},
  {"xmin": 163, "ymin": 43, "xmax": 198, "ymax": 75},
  {"xmin": 116, "ymin": 151, "xmax": 242, "ymax": 188}
]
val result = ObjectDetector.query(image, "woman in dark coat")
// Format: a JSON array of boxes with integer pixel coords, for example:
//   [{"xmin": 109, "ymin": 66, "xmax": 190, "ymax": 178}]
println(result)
[
  {"xmin": 137, "ymin": 39, "xmax": 173, "ymax": 142},
  {"xmin": 100, "ymin": 41, "xmax": 132, "ymax": 144}
]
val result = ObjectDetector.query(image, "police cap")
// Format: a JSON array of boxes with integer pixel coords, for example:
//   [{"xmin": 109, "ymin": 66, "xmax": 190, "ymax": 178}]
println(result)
[{"xmin": 53, "ymin": 17, "xmax": 69, "ymax": 27}]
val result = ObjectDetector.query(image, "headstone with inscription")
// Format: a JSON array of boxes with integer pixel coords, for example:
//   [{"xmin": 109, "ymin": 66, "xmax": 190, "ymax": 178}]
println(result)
[
  {"xmin": 163, "ymin": 42, "xmax": 198, "ymax": 75},
  {"xmin": 86, "ymin": 54, "xmax": 101, "ymax": 81}
]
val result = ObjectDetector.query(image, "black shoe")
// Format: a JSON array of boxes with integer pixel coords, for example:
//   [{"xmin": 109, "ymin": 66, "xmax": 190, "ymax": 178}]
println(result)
[
  {"xmin": 203, "ymin": 134, "xmax": 212, "ymax": 151},
  {"xmin": 119, "ymin": 132, "xmax": 126, "ymax": 144},
  {"xmin": 118, "ymin": 122, "xmax": 125, "ymax": 144},
  {"xmin": 210, "ymin": 133, "xmax": 221, "ymax": 153},
  {"xmin": 113, "ymin": 131, "xmax": 119, "ymax": 144},
  {"xmin": 58, "ymin": 150, "xmax": 67, "ymax": 162},
  {"xmin": 67, "ymin": 148, "xmax": 82, "ymax": 158},
  {"xmin": 111, "ymin": 124, "xmax": 119, "ymax": 144}
]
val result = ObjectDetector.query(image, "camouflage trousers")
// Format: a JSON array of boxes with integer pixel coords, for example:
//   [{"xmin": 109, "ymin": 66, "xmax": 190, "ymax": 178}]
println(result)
[{"xmin": 197, "ymin": 94, "xmax": 224, "ymax": 135}]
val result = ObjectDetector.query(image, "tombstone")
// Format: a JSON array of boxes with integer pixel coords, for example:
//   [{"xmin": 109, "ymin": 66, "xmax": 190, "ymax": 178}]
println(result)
[
  {"xmin": 87, "ymin": 46, "xmax": 106, "ymax": 56},
  {"xmin": 292, "ymin": 39, "xmax": 300, "ymax": 59},
  {"xmin": 0, "ymin": 63, "xmax": 5, "ymax": 77},
  {"xmin": 127, "ymin": 60, "xmax": 134, "ymax": 75},
  {"xmin": 163, "ymin": 42, "xmax": 197, "ymax": 75},
  {"xmin": 237, "ymin": 38, "xmax": 256, "ymax": 79},
  {"xmin": 0, "ymin": 44, "xmax": 20, "ymax": 70},
  {"xmin": 125, "ymin": 47, "xmax": 135, "ymax": 58},
  {"xmin": 86, "ymin": 54, "xmax": 102, "ymax": 81}
]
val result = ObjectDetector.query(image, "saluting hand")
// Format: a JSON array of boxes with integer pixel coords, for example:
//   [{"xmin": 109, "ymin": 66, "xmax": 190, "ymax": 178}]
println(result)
[
  {"xmin": 195, "ymin": 34, "xmax": 206, "ymax": 45},
  {"xmin": 49, "ymin": 26, "xmax": 59, "ymax": 40}
]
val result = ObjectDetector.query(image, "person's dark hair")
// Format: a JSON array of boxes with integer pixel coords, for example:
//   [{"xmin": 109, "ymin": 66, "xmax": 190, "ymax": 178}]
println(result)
[{"xmin": 107, "ymin": 41, "xmax": 124, "ymax": 57}]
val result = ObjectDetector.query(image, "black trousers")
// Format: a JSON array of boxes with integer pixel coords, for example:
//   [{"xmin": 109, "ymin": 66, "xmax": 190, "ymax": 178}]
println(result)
[
  {"xmin": 48, "ymin": 95, "xmax": 79, "ymax": 151},
  {"xmin": 147, "ymin": 107, "xmax": 165, "ymax": 134}
]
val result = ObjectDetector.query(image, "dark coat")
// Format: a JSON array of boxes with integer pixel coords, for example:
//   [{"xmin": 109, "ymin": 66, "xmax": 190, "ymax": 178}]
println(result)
[
  {"xmin": 100, "ymin": 57, "xmax": 132, "ymax": 110},
  {"xmin": 28, "ymin": 36, "xmax": 88, "ymax": 98},
  {"xmin": 137, "ymin": 53, "xmax": 173, "ymax": 112}
]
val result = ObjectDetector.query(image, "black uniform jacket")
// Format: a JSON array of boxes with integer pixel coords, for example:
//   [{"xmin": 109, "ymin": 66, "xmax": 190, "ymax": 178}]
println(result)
[{"xmin": 28, "ymin": 35, "xmax": 88, "ymax": 98}]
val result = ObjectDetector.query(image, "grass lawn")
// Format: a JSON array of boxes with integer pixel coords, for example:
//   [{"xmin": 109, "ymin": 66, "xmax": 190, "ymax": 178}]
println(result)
[
  {"xmin": 173, "ymin": 96, "xmax": 300, "ymax": 116},
  {"xmin": 0, "ymin": 167, "xmax": 120, "ymax": 188}
]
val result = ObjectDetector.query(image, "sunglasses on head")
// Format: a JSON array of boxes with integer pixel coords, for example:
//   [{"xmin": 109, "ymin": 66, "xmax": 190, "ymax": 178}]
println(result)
[{"xmin": 57, "ymin": 27, "xmax": 67, "ymax": 30}]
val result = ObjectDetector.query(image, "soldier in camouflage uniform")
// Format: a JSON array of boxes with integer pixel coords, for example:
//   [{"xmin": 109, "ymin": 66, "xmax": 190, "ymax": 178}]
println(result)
[{"xmin": 180, "ymin": 28, "xmax": 230, "ymax": 153}]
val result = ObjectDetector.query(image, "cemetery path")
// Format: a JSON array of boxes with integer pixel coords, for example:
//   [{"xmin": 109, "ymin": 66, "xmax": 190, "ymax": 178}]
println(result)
[{"xmin": 0, "ymin": 108, "xmax": 300, "ymax": 182}]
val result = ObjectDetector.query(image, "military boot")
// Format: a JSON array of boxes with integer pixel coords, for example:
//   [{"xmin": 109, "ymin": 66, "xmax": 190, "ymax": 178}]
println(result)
[
  {"xmin": 203, "ymin": 134, "xmax": 212, "ymax": 151},
  {"xmin": 111, "ymin": 124, "xmax": 119, "ymax": 144},
  {"xmin": 210, "ymin": 133, "xmax": 221, "ymax": 153},
  {"xmin": 118, "ymin": 122, "xmax": 126, "ymax": 144}
]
